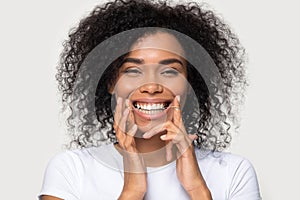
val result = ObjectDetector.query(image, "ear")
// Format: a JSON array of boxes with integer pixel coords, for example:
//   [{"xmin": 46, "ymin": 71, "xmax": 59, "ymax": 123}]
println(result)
[
  {"xmin": 108, "ymin": 86, "xmax": 113, "ymax": 94},
  {"xmin": 107, "ymin": 83, "xmax": 115, "ymax": 95}
]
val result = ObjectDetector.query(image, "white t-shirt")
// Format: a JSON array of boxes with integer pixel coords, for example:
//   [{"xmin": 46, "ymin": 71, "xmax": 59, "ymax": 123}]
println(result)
[{"xmin": 39, "ymin": 144, "xmax": 261, "ymax": 200}]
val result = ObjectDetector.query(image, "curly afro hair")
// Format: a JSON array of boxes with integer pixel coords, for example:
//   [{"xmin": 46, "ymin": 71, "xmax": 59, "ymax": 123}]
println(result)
[{"xmin": 56, "ymin": 0, "xmax": 247, "ymax": 151}]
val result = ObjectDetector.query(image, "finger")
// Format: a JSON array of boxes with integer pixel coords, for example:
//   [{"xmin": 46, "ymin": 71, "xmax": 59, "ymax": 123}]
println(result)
[
  {"xmin": 127, "ymin": 124, "xmax": 138, "ymax": 137},
  {"xmin": 119, "ymin": 108, "xmax": 129, "ymax": 133},
  {"xmin": 160, "ymin": 130, "xmax": 180, "ymax": 142},
  {"xmin": 144, "ymin": 119, "xmax": 184, "ymax": 139},
  {"xmin": 188, "ymin": 134, "xmax": 198, "ymax": 141},
  {"xmin": 126, "ymin": 104, "xmax": 135, "ymax": 131},
  {"xmin": 115, "ymin": 107, "xmax": 129, "ymax": 144},
  {"xmin": 123, "ymin": 124, "xmax": 138, "ymax": 151},
  {"xmin": 114, "ymin": 98, "xmax": 123, "ymax": 143},
  {"xmin": 161, "ymin": 132, "xmax": 190, "ymax": 155},
  {"xmin": 172, "ymin": 95, "xmax": 182, "ymax": 125},
  {"xmin": 165, "ymin": 141, "xmax": 173, "ymax": 161},
  {"xmin": 159, "ymin": 123, "xmax": 191, "ymax": 153},
  {"xmin": 125, "ymin": 98, "xmax": 130, "ymax": 109},
  {"xmin": 114, "ymin": 97, "xmax": 123, "ymax": 124},
  {"xmin": 143, "ymin": 123, "xmax": 166, "ymax": 139}
]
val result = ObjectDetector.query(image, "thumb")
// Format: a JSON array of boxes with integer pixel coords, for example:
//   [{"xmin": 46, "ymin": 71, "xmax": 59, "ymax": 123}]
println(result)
[{"xmin": 188, "ymin": 134, "xmax": 198, "ymax": 141}]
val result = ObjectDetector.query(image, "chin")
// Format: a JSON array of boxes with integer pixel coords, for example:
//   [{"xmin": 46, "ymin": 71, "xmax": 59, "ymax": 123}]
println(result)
[{"xmin": 134, "ymin": 115, "xmax": 170, "ymax": 137}]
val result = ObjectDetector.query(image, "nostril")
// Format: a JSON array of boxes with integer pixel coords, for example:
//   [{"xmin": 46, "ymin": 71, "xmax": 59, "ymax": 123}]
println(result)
[{"xmin": 139, "ymin": 83, "xmax": 163, "ymax": 93}]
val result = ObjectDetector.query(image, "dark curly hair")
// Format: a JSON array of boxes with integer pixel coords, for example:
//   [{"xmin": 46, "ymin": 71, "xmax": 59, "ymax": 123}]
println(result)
[{"xmin": 57, "ymin": 0, "xmax": 247, "ymax": 151}]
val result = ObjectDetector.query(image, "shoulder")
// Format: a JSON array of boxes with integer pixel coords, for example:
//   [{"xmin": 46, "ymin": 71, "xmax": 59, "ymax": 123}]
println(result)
[
  {"xmin": 42, "ymin": 148, "xmax": 95, "ymax": 185},
  {"xmin": 46, "ymin": 148, "xmax": 89, "ymax": 171},
  {"xmin": 195, "ymin": 149, "xmax": 256, "ymax": 172},
  {"xmin": 45, "ymin": 143, "xmax": 119, "ymax": 175},
  {"xmin": 39, "ymin": 145, "xmax": 114, "ymax": 200},
  {"xmin": 195, "ymin": 149, "xmax": 261, "ymax": 199},
  {"xmin": 51, "ymin": 147, "xmax": 92, "ymax": 162},
  {"xmin": 196, "ymin": 149, "xmax": 259, "ymax": 182},
  {"xmin": 46, "ymin": 144, "xmax": 114, "ymax": 171},
  {"xmin": 39, "ymin": 149, "xmax": 88, "ymax": 199}
]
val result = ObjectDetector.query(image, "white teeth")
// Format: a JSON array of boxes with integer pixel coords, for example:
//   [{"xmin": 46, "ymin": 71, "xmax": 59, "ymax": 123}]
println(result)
[
  {"xmin": 134, "ymin": 102, "xmax": 168, "ymax": 115},
  {"xmin": 136, "ymin": 103, "xmax": 165, "ymax": 110},
  {"xmin": 138, "ymin": 109, "xmax": 163, "ymax": 115}
]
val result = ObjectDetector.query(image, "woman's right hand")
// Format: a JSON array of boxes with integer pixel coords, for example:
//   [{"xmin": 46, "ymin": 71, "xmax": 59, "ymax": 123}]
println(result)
[{"xmin": 114, "ymin": 97, "xmax": 147, "ymax": 200}]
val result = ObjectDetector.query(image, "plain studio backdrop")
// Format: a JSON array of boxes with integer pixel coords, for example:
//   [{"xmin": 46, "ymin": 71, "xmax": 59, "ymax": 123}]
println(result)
[{"xmin": 0, "ymin": 0, "xmax": 299, "ymax": 199}]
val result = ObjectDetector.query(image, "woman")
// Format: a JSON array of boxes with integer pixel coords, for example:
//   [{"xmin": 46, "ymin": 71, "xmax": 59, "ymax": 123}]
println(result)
[{"xmin": 39, "ymin": 0, "xmax": 261, "ymax": 199}]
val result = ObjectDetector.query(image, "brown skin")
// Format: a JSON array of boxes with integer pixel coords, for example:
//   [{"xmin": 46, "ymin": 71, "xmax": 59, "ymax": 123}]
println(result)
[
  {"xmin": 115, "ymin": 96, "xmax": 212, "ymax": 200},
  {"xmin": 113, "ymin": 33, "xmax": 212, "ymax": 199},
  {"xmin": 42, "ymin": 33, "xmax": 212, "ymax": 200},
  {"xmin": 110, "ymin": 33, "xmax": 189, "ymax": 134},
  {"xmin": 40, "ymin": 195, "xmax": 62, "ymax": 200},
  {"xmin": 114, "ymin": 98, "xmax": 147, "ymax": 199}
]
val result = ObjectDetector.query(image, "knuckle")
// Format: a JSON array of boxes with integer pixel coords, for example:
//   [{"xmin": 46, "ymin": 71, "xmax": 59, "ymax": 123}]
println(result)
[
  {"xmin": 165, "ymin": 121, "xmax": 172, "ymax": 127},
  {"xmin": 113, "ymin": 124, "xmax": 118, "ymax": 130},
  {"xmin": 124, "ymin": 138, "xmax": 133, "ymax": 149}
]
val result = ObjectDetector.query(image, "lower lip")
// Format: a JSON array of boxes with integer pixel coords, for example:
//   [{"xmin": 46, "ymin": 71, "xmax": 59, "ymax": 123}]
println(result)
[{"xmin": 133, "ymin": 105, "xmax": 171, "ymax": 120}]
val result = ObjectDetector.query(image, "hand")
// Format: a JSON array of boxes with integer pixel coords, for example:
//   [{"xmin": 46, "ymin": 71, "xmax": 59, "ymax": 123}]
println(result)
[
  {"xmin": 114, "ymin": 97, "xmax": 147, "ymax": 200},
  {"xmin": 143, "ymin": 95, "xmax": 212, "ymax": 199}
]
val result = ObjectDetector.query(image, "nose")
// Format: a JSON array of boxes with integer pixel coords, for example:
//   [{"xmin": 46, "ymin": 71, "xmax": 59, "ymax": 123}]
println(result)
[{"xmin": 139, "ymin": 83, "xmax": 163, "ymax": 94}]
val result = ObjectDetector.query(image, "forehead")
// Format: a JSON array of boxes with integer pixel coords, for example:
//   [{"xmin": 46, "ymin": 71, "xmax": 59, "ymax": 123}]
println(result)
[{"xmin": 130, "ymin": 32, "xmax": 185, "ymax": 58}]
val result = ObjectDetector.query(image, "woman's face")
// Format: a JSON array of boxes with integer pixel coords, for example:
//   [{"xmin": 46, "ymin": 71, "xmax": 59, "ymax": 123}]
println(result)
[{"xmin": 111, "ymin": 32, "xmax": 189, "ymax": 132}]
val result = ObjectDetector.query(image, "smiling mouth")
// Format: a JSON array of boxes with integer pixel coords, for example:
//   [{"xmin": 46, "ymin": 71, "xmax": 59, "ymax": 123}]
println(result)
[{"xmin": 132, "ymin": 101, "xmax": 171, "ymax": 115}]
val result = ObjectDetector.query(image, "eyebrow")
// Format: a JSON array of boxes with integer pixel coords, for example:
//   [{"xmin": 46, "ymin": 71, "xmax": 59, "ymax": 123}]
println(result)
[
  {"xmin": 122, "ymin": 58, "xmax": 184, "ymax": 66},
  {"xmin": 159, "ymin": 58, "xmax": 184, "ymax": 66},
  {"xmin": 122, "ymin": 58, "xmax": 144, "ymax": 64}
]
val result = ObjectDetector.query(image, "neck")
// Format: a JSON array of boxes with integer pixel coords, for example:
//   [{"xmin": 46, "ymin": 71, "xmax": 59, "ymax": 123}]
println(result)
[
  {"xmin": 135, "ymin": 133, "xmax": 164, "ymax": 152},
  {"xmin": 114, "ymin": 133, "xmax": 176, "ymax": 167},
  {"xmin": 135, "ymin": 133, "xmax": 176, "ymax": 167}
]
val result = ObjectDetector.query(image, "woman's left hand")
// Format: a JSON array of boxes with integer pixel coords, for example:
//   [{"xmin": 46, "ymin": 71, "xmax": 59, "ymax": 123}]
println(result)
[{"xmin": 143, "ymin": 95, "xmax": 212, "ymax": 200}]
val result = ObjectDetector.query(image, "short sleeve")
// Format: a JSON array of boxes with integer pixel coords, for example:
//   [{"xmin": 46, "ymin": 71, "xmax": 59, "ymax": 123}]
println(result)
[
  {"xmin": 38, "ymin": 151, "xmax": 84, "ymax": 200},
  {"xmin": 228, "ymin": 157, "xmax": 262, "ymax": 200}
]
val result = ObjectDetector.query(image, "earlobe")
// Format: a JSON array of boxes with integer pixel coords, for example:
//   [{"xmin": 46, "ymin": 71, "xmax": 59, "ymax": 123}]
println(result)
[
  {"xmin": 107, "ymin": 84, "xmax": 115, "ymax": 95},
  {"xmin": 108, "ymin": 88, "xmax": 113, "ymax": 95}
]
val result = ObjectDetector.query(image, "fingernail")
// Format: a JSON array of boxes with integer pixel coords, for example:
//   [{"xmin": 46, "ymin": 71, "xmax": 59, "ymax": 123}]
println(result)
[
  {"xmin": 117, "ymin": 97, "xmax": 122, "ymax": 105},
  {"xmin": 143, "ymin": 131, "xmax": 149, "ymax": 138},
  {"xmin": 131, "ymin": 124, "xmax": 137, "ymax": 132},
  {"xmin": 125, "ymin": 99, "xmax": 129, "ymax": 107},
  {"xmin": 160, "ymin": 135, "xmax": 166, "ymax": 140},
  {"xmin": 176, "ymin": 95, "xmax": 180, "ymax": 102},
  {"xmin": 167, "ymin": 153, "xmax": 172, "ymax": 162}
]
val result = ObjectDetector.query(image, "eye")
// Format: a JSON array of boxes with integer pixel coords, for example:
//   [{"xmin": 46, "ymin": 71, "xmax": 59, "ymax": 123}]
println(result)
[
  {"xmin": 123, "ymin": 67, "xmax": 141, "ymax": 74},
  {"xmin": 161, "ymin": 68, "xmax": 179, "ymax": 76}
]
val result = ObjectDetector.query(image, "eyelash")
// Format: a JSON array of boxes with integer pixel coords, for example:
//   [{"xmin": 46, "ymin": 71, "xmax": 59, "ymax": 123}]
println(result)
[
  {"xmin": 124, "ymin": 68, "xmax": 141, "ymax": 74},
  {"xmin": 161, "ymin": 69, "xmax": 179, "ymax": 75},
  {"xmin": 122, "ymin": 67, "xmax": 180, "ymax": 76}
]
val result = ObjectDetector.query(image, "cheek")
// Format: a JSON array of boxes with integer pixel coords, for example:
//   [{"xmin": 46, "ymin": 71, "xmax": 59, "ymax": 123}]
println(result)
[
  {"xmin": 112, "ymin": 77, "xmax": 138, "ymax": 98},
  {"xmin": 162, "ymin": 79, "xmax": 189, "ymax": 108},
  {"xmin": 177, "ymin": 84, "xmax": 189, "ymax": 106},
  {"xmin": 163, "ymin": 77, "xmax": 188, "ymax": 95}
]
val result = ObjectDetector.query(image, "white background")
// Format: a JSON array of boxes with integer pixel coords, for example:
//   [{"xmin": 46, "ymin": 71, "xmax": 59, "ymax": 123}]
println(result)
[{"xmin": 0, "ymin": 0, "xmax": 299, "ymax": 199}]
